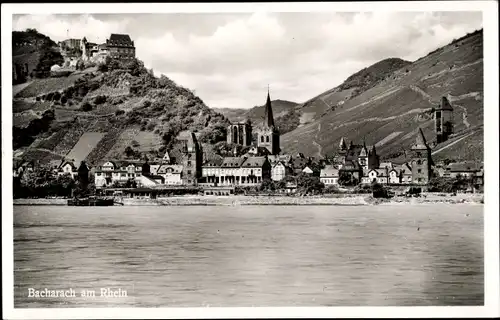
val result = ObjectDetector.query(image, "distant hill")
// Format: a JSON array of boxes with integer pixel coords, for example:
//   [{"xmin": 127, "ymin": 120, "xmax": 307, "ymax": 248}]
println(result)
[
  {"xmin": 280, "ymin": 29, "xmax": 483, "ymax": 164},
  {"xmin": 214, "ymin": 99, "xmax": 299, "ymax": 134}
]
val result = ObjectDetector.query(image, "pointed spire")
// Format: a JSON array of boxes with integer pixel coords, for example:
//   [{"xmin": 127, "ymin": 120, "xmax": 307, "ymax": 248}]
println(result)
[
  {"xmin": 339, "ymin": 137, "xmax": 347, "ymax": 150},
  {"xmin": 263, "ymin": 86, "xmax": 275, "ymax": 128},
  {"xmin": 412, "ymin": 127, "xmax": 429, "ymax": 150},
  {"xmin": 440, "ymin": 96, "xmax": 453, "ymax": 111}
]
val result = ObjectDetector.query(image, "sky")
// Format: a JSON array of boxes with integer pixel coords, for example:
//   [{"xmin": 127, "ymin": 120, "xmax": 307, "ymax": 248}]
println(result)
[{"xmin": 12, "ymin": 12, "xmax": 482, "ymax": 109}]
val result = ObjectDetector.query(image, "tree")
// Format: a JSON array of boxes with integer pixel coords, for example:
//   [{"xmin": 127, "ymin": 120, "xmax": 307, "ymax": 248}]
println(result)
[
  {"xmin": 296, "ymin": 173, "xmax": 324, "ymax": 195},
  {"xmin": 338, "ymin": 171, "xmax": 354, "ymax": 186},
  {"xmin": 259, "ymin": 178, "xmax": 276, "ymax": 192}
]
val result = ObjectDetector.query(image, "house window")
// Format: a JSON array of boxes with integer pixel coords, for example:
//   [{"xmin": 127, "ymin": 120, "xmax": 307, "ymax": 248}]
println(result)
[
  {"xmin": 418, "ymin": 169, "xmax": 422, "ymax": 173},
  {"xmin": 417, "ymin": 160, "xmax": 422, "ymax": 165},
  {"xmin": 416, "ymin": 152, "xmax": 422, "ymax": 157},
  {"xmin": 187, "ymin": 170, "xmax": 191, "ymax": 174},
  {"xmin": 121, "ymin": 173, "xmax": 126, "ymax": 177},
  {"xmin": 96, "ymin": 173, "xmax": 102, "ymax": 176},
  {"xmin": 187, "ymin": 161, "xmax": 192, "ymax": 167},
  {"xmin": 261, "ymin": 136, "xmax": 264, "ymax": 143},
  {"xmin": 266, "ymin": 136, "xmax": 270, "ymax": 143}
]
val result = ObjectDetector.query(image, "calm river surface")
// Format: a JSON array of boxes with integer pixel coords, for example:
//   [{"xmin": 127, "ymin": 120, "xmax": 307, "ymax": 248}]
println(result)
[{"xmin": 14, "ymin": 204, "xmax": 483, "ymax": 307}]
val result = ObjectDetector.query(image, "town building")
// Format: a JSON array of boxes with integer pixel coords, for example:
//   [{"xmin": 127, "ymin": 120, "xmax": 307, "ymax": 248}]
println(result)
[
  {"xmin": 106, "ymin": 33, "xmax": 136, "ymax": 59},
  {"xmin": 435, "ymin": 96, "xmax": 454, "ymax": 143},
  {"xmin": 320, "ymin": 165, "xmax": 339, "ymax": 186},
  {"xmin": 271, "ymin": 160, "xmax": 293, "ymax": 181}
]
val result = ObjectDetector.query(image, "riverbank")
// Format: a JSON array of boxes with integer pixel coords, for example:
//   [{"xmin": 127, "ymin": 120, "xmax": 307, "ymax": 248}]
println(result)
[{"xmin": 13, "ymin": 193, "xmax": 484, "ymax": 206}]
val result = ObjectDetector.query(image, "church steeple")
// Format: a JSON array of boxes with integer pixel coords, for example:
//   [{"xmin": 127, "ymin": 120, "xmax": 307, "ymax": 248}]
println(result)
[
  {"xmin": 263, "ymin": 85, "xmax": 275, "ymax": 128},
  {"xmin": 257, "ymin": 86, "xmax": 280, "ymax": 155}
]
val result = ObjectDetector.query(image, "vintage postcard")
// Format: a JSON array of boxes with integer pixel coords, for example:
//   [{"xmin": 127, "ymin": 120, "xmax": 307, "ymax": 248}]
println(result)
[{"xmin": 2, "ymin": 1, "xmax": 499, "ymax": 319}]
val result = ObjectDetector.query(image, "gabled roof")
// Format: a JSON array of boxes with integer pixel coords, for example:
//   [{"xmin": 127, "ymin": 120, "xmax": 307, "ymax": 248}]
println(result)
[
  {"xmin": 401, "ymin": 163, "xmax": 412, "ymax": 175},
  {"xmin": 340, "ymin": 160, "xmax": 361, "ymax": 171},
  {"xmin": 448, "ymin": 162, "xmax": 480, "ymax": 172},
  {"xmin": 320, "ymin": 165, "xmax": 339, "ymax": 177},
  {"xmin": 379, "ymin": 162, "xmax": 393, "ymax": 169},
  {"xmin": 221, "ymin": 157, "xmax": 246, "ymax": 168},
  {"xmin": 369, "ymin": 168, "xmax": 388, "ymax": 177},
  {"xmin": 157, "ymin": 164, "xmax": 183, "ymax": 174},
  {"xmin": 108, "ymin": 34, "xmax": 134, "ymax": 46},
  {"xmin": 60, "ymin": 161, "xmax": 77, "ymax": 170},
  {"xmin": 241, "ymin": 156, "xmax": 268, "ymax": 168},
  {"xmin": 203, "ymin": 156, "xmax": 224, "ymax": 167}
]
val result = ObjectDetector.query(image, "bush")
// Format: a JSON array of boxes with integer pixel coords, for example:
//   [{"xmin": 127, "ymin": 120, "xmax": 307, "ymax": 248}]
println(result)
[
  {"xmin": 93, "ymin": 95, "xmax": 107, "ymax": 105},
  {"xmin": 98, "ymin": 63, "xmax": 108, "ymax": 72},
  {"xmin": 80, "ymin": 102, "xmax": 92, "ymax": 111},
  {"xmin": 60, "ymin": 95, "xmax": 68, "ymax": 104},
  {"xmin": 115, "ymin": 109, "xmax": 125, "ymax": 116}
]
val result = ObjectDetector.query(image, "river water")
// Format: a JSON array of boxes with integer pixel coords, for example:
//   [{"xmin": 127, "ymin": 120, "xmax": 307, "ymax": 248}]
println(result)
[{"xmin": 13, "ymin": 204, "xmax": 483, "ymax": 307}]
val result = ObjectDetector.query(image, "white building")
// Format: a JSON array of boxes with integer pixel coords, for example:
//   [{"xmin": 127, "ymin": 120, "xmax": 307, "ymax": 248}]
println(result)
[
  {"xmin": 320, "ymin": 165, "xmax": 339, "ymax": 186},
  {"xmin": 271, "ymin": 161, "xmax": 290, "ymax": 181},
  {"xmin": 367, "ymin": 168, "xmax": 389, "ymax": 184}
]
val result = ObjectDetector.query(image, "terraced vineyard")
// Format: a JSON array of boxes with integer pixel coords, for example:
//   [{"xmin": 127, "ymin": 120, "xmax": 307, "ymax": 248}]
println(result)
[
  {"xmin": 52, "ymin": 119, "xmax": 93, "ymax": 158},
  {"xmin": 84, "ymin": 128, "xmax": 123, "ymax": 166},
  {"xmin": 66, "ymin": 132, "xmax": 106, "ymax": 165},
  {"xmin": 15, "ymin": 74, "xmax": 84, "ymax": 98}
]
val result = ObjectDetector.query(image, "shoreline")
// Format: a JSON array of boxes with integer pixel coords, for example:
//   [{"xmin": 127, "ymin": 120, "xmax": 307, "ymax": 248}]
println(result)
[{"xmin": 13, "ymin": 193, "xmax": 484, "ymax": 206}]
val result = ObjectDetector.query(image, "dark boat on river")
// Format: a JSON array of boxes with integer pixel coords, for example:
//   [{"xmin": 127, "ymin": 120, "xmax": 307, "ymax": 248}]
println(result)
[{"xmin": 67, "ymin": 196, "xmax": 115, "ymax": 206}]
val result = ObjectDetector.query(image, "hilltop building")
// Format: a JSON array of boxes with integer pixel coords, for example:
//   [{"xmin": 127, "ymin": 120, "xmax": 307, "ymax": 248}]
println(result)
[
  {"xmin": 106, "ymin": 33, "xmax": 136, "ymax": 59},
  {"xmin": 434, "ymin": 96, "xmax": 454, "ymax": 143}
]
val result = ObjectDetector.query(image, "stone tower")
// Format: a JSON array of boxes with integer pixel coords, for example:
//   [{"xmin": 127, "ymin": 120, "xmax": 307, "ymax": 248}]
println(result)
[
  {"xmin": 411, "ymin": 128, "xmax": 433, "ymax": 185},
  {"xmin": 257, "ymin": 88, "xmax": 280, "ymax": 155},
  {"xmin": 80, "ymin": 37, "xmax": 88, "ymax": 61},
  {"xmin": 181, "ymin": 132, "xmax": 202, "ymax": 185},
  {"xmin": 368, "ymin": 144, "xmax": 380, "ymax": 170},
  {"xmin": 227, "ymin": 119, "xmax": 252, "ymax": 147},
  {"xmin": 435, "ymin": 96, "xmax": 454, "ymax": 143}
]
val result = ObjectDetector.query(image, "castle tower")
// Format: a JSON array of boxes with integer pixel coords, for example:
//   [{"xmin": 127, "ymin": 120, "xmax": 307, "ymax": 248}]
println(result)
[
  {"xmin": 368, "ymin": 144, "xmax": 380, "ymax": 170},
  {"xmin": 80, "ymin": 36, "xmax": 88, "ymax": 60},
  {"xmin": 257, "ymin": 87, "xmax": 280, "ymax": 155},
  {"xmin": 411, "ymin": 128, "xmax": 433, "ymax": 185},
  {"xmin": 227, "ymin": 120, "xmax": 252, "ymax": 146},
  {"xmin": 435, "ymin": 96, "xmax": 454, "ymax": 143},
  {"xmin": 181, "ymin": 132, "xmax": 202, "ymax": 185}
]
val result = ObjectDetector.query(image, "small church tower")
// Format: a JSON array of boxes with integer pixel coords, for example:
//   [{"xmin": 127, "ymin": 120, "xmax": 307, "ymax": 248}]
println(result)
[
  {"xmin": 257, "ymin": 87, "xmax": 280, "ymax": 155},
  {"xmin": 411, "ymin": 128, "xmax": 433, "ymax": 185},
  {"xmin": 358, "ymin": 139, "xmax": 369, "ymax": 171},
  {"xmin": 368, "ymin": 144, "xmax": 380, "ymax": 170},
  {"xmin": 434, "ymin": 96, "xmax": 454, "ymax": 143},
  {"xmin": 181, "ymin": 132, "xmax": 202, "ymax": 185}
]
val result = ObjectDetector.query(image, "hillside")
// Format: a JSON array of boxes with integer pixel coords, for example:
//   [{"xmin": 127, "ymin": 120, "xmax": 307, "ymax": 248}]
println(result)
[
  {"xmin": 281, "ymin": 29, "xmax": 483, "ymax": 164},
  {"xmin": 215, "ymin": 99, "xmax": 299, "ymax": 134},
  {"xmin": 12, "ymin": 41, "xmax": 230, "ymax": 168}
]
